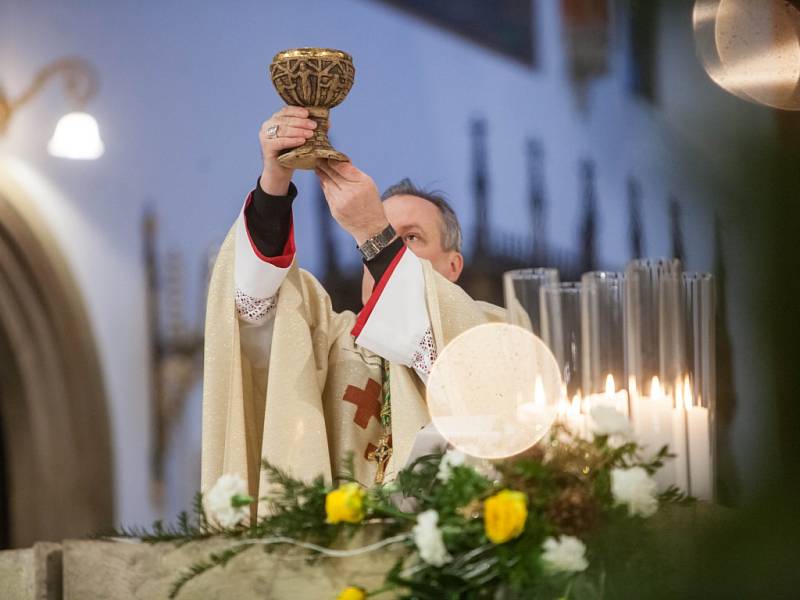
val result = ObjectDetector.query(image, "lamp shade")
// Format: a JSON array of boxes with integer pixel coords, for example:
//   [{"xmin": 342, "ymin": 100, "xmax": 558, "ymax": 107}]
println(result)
[{"xmin": 47, "ymin": 111, "xmax": 104, "ymax": 160}]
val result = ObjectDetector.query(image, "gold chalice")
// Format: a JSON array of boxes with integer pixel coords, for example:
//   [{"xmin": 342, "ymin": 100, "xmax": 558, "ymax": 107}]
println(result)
[{"xmin": 269, "ymin": 48, "xmax": 355, "ymax": 169}]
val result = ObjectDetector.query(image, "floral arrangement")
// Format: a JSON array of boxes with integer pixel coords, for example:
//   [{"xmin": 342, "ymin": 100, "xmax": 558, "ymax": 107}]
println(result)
[{"xmin": 111, "ymin": 407, "xmax": 692, "ymax": 599}]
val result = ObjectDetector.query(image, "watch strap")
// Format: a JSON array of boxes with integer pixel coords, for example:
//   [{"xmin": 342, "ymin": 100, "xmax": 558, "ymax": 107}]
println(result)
[{"xmin": 359, "ymin": 224, "xmax": 397, "ymax": 261}]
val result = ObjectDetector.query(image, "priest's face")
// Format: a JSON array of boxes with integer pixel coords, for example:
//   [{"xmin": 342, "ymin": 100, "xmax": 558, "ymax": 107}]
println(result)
[{"xmin": 361, "ymin": 194, "xmax": 464, "ymax": 305}]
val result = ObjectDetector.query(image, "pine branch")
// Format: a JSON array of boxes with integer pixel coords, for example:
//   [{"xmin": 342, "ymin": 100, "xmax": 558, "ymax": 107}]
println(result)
[
  {"xmin": 638, "ymin": 445, "xmax": 674, "ymax": 475},
  {"xmin": 192, "ymin": 491, "xmax": 210, "ymax": 533},
  {"xmin": 252, "ymin": 459, "xmax": 340, "ymax": 548},
  {"xmin": 658, "ymin": 485, "xmax": 696, "ymax": 505},
  {"xmin": 393, "ymin": 453, "xmax": 442, "ymax": 501}
]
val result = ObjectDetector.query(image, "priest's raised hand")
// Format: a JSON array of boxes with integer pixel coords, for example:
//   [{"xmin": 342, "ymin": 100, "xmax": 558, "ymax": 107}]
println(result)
[
  {"xmin": 257, "ymin": 105, "xmax": 315, "ymax": 195},
  {"xmin": 315, "ymin": 160, "xmax": 389, "ymax": 247}
]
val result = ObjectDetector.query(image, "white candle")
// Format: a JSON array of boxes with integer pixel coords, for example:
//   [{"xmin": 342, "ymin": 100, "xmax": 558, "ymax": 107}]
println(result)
[
  {"xmin": 516, "ymin": 375, "xmax": 545, "ymax": 423},
  {"xmin": 585, "ymin": 374, "xmax": 630, "ymax": 417},
  {"xmin": 687, "ymin": 404, "xmax": 712, "ymax": 500},
  {"xmin": 557, "ymin": 390, "xmax": 587, "ymax": 439},
  {"xmin": 569, "ymin": 393, "xmax": 587, "ymax": 439},
  {"xmin": 632, "ymin": 377, "xmax": 675, "ymax": 490},
  {"xmin": 671, "ymin": 381, "xmax": 689, "ymax": 493}
]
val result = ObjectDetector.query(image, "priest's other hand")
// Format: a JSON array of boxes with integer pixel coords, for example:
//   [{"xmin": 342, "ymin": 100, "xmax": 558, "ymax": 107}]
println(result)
[
  {"xmin": 258, "ymin": 106, "xmax": 317, "ymax": 195},
  {"xmin": 316, "ymin": 160, "xmax": 390, "ymax": 246}
]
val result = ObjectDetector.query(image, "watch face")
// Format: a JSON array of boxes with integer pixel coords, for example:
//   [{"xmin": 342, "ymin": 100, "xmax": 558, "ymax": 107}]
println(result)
[
  {"xmin": 360, "ymin": 225, "xmax": 395, "ymax": 260},
  {"xmin": 361, "ymin": 240, "xmax": 378, "ymax": 260}
]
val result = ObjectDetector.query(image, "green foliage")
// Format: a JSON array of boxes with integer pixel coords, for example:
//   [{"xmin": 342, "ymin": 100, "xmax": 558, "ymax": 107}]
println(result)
[
  {"xmin": 105, "ymin": 427, "xmax": 698, "ymax": 599},
  {"xmin": 100, "ymin": 491, "xmax": 230, "ymax": 544},
  {"xmin": 252, "ymin": 460, "xmax": 343, "ymax": 548},
  {"xmin": 658, "ymin": 485, "xmax": 696, "ymax": 506}
]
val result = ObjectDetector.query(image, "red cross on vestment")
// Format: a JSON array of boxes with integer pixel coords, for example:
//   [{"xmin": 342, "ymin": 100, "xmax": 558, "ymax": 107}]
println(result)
[{"xmin": 342, "ymin": 378, "xmax": 382, "ymax": 429}]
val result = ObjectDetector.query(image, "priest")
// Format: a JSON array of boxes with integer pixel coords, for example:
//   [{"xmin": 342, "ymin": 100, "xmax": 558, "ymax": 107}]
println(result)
[{"xmin": 201, "ymin": 107, "xmax": 502, "ymax": 504}]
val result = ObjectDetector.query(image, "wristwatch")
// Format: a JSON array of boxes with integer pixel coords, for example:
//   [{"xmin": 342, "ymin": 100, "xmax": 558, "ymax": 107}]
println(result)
[{"xmin": 358, "ymin": 224, "xmax": 397, "ymax": 261}]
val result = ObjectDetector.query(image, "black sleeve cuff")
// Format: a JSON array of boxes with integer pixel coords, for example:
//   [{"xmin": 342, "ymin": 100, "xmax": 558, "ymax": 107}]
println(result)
[
  {"xmin": 364, "ymin": 236, "xmax": 405, "ymax": 282},
  {"xmin": 245, "ymin": 178, "xmax": 297, "ymax": 257}
]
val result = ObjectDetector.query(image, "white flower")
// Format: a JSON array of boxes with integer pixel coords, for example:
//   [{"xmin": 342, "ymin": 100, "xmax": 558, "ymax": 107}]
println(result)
[
  {"xmin": 590, "ymin": 406, "xmax": 633, "ymax": 439},
  {"xmin": 204, "ymin": 474, "xmax": 251, "ymax": 527},
  {"xmin": 412, "ymin": 510, "xmax": 451, "ymax": 566},
  {"xmin": 436, "ymin": 449, "xmax": 466, "ymax": 482},
  {"xmin": 541, "ymin": 535, "xmax": 589, "ymax": 573},
  {"xmin": 472, "ymin": 458, "xmax": 501, "ymax": 482},
  {"xmin": 611, "ymin": 467, "xmax": 658, "ymax": 517}
]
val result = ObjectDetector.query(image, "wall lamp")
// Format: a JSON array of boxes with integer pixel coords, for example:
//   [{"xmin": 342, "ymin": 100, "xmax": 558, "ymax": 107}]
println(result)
[{"xmin": 0, "ymin": 57, "xmax": 105, "ymax": 159}]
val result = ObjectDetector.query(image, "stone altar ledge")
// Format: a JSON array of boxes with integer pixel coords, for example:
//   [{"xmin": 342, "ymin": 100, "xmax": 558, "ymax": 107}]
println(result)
[{"xmin": 1, "ymin": 538, "xmax": 398, "ymax": 599}]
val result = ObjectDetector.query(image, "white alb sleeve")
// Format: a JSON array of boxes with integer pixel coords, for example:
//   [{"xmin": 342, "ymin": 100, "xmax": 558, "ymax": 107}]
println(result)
[
  {"xmin": 234, "ymin": 199, "xmax": 294, "ymax": 369},
  {"xmin": 352, "ymin": 247, "xmax": 437, "ymax": 381}
]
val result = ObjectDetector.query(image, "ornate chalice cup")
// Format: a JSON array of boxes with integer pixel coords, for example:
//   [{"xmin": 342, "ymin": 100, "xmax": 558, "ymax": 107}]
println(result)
[{"xmin": 269, "ymin": 48, "xmax": 355, "ymax": 170}]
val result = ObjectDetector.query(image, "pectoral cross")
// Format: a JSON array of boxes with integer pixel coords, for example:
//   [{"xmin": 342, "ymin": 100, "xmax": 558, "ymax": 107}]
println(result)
[{"xmin": 367, "ymin": 434, "xmax": 393, "ymax": 485}]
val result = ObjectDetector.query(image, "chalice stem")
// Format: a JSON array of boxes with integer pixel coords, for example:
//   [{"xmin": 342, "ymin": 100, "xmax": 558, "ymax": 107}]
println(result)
[
  {"xmin": 307, "ymin": 106, "xmax": 333, "ymax": 153},
  {"xmin": 277, "ymin": 106, "xmax": 349, "ymax": 169}
]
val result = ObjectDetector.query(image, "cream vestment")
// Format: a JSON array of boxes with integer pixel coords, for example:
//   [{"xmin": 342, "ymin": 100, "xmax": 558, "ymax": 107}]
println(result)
[{"xmin": 201, "ymin": 201, "xmax": 502, "ymax": 506}]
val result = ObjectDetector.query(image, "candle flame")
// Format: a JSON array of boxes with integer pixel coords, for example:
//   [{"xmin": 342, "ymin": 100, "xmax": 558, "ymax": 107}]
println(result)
[
  {"xmin": 628, "ymin": 376, "xmax": 639, "ymax": 399},
  {"xmin": 557, "ymin": 400, "xmax": 568, "ymax": 418},
  {"xmin": 571, "ymin": 392, "xmax": 582, "ymax": 415},
  {"xmin": 650, "ymin": 376, "xmax": 663, "ymax": 399},
  {"xmin": 683, "ymin": 375, "xmax": 693, "ymax": 410},
  {"xmin": 605, "ymin": 374, "xmax": 616, "ymax": 396}
]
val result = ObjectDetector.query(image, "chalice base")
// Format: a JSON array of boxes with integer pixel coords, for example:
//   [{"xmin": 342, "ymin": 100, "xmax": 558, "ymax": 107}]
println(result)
[{"xmin": 277, "ymin": 107, "xmax": 349, "ymax": 170}]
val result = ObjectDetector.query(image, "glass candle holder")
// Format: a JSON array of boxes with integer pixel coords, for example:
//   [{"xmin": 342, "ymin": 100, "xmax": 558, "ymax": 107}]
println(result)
[
  {"xmin": 659, "ymin": 271, "xmax": 687, "ymax": 396},
  {"xmin": 581, "ymin": 271, "xmax": 629, "ymax": 415},
  {"xmin": 623, "ymin": 258, "xmax": 684, "ymax": 398},
  {"xmin": 681, "ymin": 272, "xmax": 716, "ymax": 501},
  {"xmin": 624, "ymin": 258, "xmax": 684, "ymax": 491},
  {"xmin": 540, "ymin": 282, "xmax": 583, "ymax": 398},
  {"xmin": 503, "ymin": 268, "xmax": 559, "ymax": 337}
]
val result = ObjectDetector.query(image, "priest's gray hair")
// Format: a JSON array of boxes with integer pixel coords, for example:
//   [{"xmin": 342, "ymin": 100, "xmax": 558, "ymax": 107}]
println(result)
[{"xmin": 381, "ymin": 179, "xmax": 463, "ymax": 253}]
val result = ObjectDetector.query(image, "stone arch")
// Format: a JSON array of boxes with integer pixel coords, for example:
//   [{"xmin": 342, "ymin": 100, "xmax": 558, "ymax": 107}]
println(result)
[{"xmin": 0, "ymin": 187, "xmax": 113, "ymax": 548}]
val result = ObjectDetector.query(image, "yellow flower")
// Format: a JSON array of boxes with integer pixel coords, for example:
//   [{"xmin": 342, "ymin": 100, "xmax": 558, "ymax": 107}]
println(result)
[
  {"xmin": 483, "ymin": 490, "xmax": 528, "ymax": 544},
  {"xmin": 325, "ymin": 482, "xmax": 366, "ymax": 524},
  {"xmin": 336, "ymin": 586, "xmax": 366, "ymax": 600}
]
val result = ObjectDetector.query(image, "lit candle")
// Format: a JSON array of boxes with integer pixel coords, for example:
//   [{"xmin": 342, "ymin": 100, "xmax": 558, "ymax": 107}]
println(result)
[
  {"xmin": 517, "ymin": 375, "xmax": 547, "ymax": 422},
  {"xmin": 686, "ymin": 381, "xmax": 713, "ymax": 500},
  {"xmin": 556, "ymin": 388, "xmax": 587, "ymax": 438},
  {"xmin": 632, "ymin": 376, "xmax": 676, "ymax": 490},
  {"xmin": 556, "ymin": 383, "xmax": 568, "ymax": 426},
  {"xmin": 569, "ymin": 392, "xmax": 587, "ymax": 439},
  {"xmin": 585, "ymin": 374, "xmax": 630, "ymax": 416},
  {"xmin": 671, "ymin": 378, "xmax": 690, "ymax": 493}
]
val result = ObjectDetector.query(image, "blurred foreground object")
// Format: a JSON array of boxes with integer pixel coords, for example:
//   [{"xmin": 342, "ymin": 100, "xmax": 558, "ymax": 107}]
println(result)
[
  {"xmin": 269, "ymin": 48, "xmax": 355, "ymax": 169},
  {"xmin": 693, "ymin": 0, "xmax": 800, "ymax": 110},
  {"xmin": 0, "ymin": 57, "xmax": 105, "ymax": 158},
  {"xmin": 426, "ymin": 323, "xmax": 561, "ymax": 459}
]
